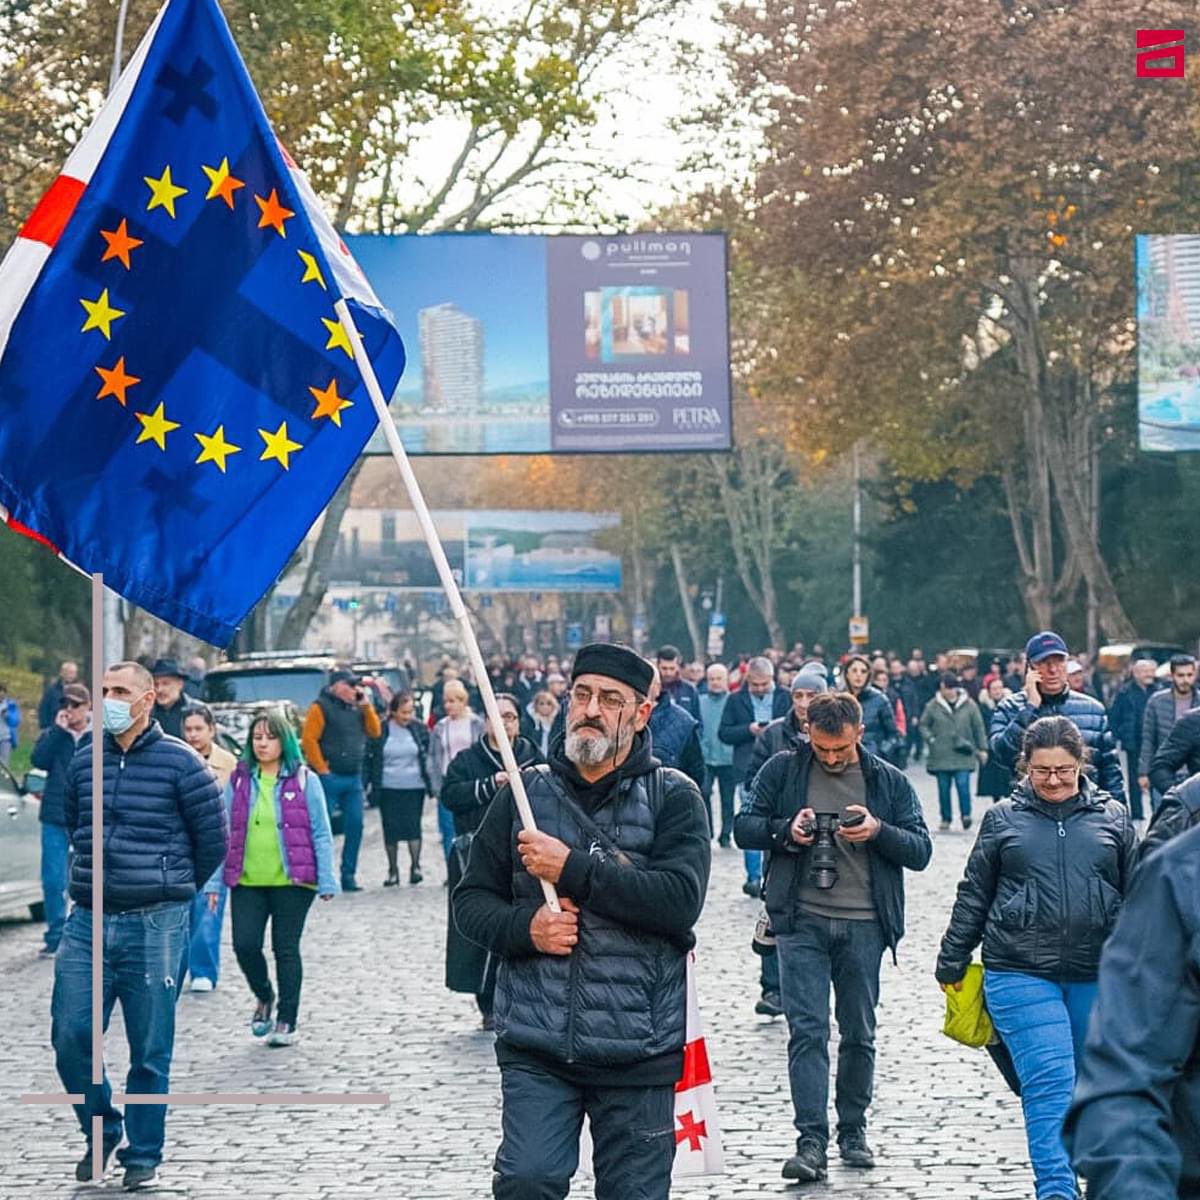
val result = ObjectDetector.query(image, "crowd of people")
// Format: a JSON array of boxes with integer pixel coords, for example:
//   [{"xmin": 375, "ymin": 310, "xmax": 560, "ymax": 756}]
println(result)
[{"xmin": 23, "ymin": 628, "xmax": 1200, "ymax": 1197}]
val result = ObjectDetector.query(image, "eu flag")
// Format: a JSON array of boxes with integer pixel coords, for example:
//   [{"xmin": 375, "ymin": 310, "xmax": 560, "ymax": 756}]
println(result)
[{"xmin": 0, "ymin": 0, "xmax": 406, "ymax": 645}]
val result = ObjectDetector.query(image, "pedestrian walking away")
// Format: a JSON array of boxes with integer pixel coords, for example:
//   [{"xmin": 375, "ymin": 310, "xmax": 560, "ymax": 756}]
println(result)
[
  {"xmin": 180, "ymin": 704, "xmax": 238, "ymax": 992},
  {"xmin": 30, "ymin": 682, "xmax": 92, "ymax": 956},
  {"xmin": 441, "ymin": 693, "xmax": 542, "ymax": 1029},
  {"xmin": 936, "ymin": 716, "xmax": 1136, "ymax": 1200},
  {"xmin": 372, "ymin": 691, "xmax": 432, "ymax": 886},
  {"xmin": 735, "ymin": 691, "xmax": 932, "ymax": 1183},
  {"xmin": 454, "ymin": 642, "xmax": 711, "ymax": 1200},
  {"xmin": 1064, "ymin": 822, "xmax": 1200, "ymax": 1199},
  {"xmin": 919, "ymin": 672, "xmax": 988, "ymax": 831},
  {"xmin": 51, "ymin": 661, "xmax": 225, "ymax": 1190},
  {"xmin": 301, "ymin": 667, "xmax": 382, "ymax": 891},
  {"xmin": 209, "ymin": 707, "xmax": 338, "ymax": 1049}
]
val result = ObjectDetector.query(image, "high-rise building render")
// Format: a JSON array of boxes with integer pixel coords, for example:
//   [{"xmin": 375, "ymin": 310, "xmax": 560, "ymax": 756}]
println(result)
[
  {"xmin": 419, "ymin": 303, "xmax": 484, "ymax": 413},
  {"xmin": 1147, "ymin": 236, "xmax": 1200, "ymax": 343}
]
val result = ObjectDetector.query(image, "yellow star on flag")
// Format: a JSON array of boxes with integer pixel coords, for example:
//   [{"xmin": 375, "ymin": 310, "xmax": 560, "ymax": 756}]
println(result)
[
  {"xmin": 201, "ymin": 157, "xmax": 245, "ymax": 209},
  {"xmin": 297, "ymin": 250, "xmax": 326, "ymax": 289},
  {"xmin": 134, "ymin": 402, "xmax": 180, "ymax": 451},
  {"xmin": 309, "ymin": 378, "xmax": 353, "ymax": 426},
  {"xmin": 144, "ymin": 165, "xmax": 188, "ymax": 218},
  {"xmin": 99, "ymin": 219, "xmax": 143, "ymax": 269},
  {"xmin": 195, "ymin": 425, "xmax": 242, "ymax": 473},
  {"xmin": 80, "ymin": 288, "xmax": 126, "ymax": 340},
  {"xmin": 321, "ymin": 316, "xmax": 356, "ymax": 359},
  {"xmin": 255, "ymin": 188, "xmax": 295, "ymax": 237},
  {"xmin": 95, "ymin": 357, "xmax": 141, "ymax": 406},
  {"xmin": 259, "ymin": 421, "xmax": 303, "ymax": 470}
]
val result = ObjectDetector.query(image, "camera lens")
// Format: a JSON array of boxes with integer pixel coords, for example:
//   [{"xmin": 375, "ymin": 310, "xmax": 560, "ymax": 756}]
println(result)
[{"xmin": 809, "ymin": 813, "xmax": 839, "ymax": 889}]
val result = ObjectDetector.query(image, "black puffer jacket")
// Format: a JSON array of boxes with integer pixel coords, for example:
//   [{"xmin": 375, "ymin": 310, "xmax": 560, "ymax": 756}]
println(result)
[
  {"xmin": 1139, "ymin": 773, "xmax": 1200, "ymax": 864},
  {"xmin": 63, "ymin": 722, "xmax": 226, "ymax": 912},
  {"xmin": 855, "ymin": 685, "xmax": 899, "ymax": 758},
  {"xmin": 936, "ymin": 777, "xmax": 1136, "ymax": 985},
  {"xmin": 988, "ymin": 686, "xmax": 1125, "ymax": 804},
  {"xmin": 735, "ymin": 744, "xmax": 932, "ymax": 956},
  {"xmin": 746, "ymin": 710, "xmax": 808, "ymax": 788},
  {"xmin": 1149, "ymin": 708, "xmax": 1200, "ymax": 797}
]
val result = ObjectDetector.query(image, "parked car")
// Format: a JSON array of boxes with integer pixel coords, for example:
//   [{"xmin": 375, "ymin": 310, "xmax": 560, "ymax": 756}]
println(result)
[{"xmin": 0, "ymin": 760, "xmax": 43, "ymax": 922}]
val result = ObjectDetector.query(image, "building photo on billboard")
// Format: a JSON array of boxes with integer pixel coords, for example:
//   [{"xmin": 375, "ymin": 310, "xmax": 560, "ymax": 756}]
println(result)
[{"xmin": 347, "ymin": 231, "xmax": 731, "ymax": 455}]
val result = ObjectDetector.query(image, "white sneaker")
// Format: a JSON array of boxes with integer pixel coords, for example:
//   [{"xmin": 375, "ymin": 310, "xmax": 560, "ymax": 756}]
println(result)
[
  {"xmin": 189, "ymin": 977, "xmax": 215, "ymax": 993},
  {"xmin": 266, "ymin": 1022, "xmax": 298, "ymax": 1047}
]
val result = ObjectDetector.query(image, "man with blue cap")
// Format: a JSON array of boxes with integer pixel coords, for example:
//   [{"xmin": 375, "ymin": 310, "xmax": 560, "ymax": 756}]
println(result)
[{"xmin": 988, "ymin": 631, "xmax": 1125, "ymax": 803}]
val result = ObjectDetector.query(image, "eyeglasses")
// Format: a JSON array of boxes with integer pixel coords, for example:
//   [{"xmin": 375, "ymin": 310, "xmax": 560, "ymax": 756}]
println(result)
[
  {"xmin": 1029, "ymin": 765, "xmax": 1079, "ymax": 781},
  {"xmin": 570, "ymin": 683, "xmax": 635, "ymax": 713},
  {"xmin": 63, "ymin": 701, "xmax": 87, "ymax": 710}
]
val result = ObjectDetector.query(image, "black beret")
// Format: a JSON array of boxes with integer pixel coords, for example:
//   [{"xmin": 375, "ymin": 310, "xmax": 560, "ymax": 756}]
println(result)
[{"xmin": 570, "ymin": 643, "xmax": 653, "ymax": 697}]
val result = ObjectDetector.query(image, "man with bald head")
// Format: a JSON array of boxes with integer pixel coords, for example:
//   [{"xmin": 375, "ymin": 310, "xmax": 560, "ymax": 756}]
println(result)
[{"xmin": 51, "ymin": 661, "xmax": 225, "ymax": 1190}]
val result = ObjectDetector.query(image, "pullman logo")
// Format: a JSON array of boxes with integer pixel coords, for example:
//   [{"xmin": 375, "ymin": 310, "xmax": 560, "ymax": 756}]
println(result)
[{"xmin": 1137, "ymin": 29, "xmax": 1185, "ymax": 77}]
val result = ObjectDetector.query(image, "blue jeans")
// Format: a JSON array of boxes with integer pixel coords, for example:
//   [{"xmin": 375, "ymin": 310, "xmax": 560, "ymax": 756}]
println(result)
[
  {"xmin": 736, "ymin": 785, "xmax": 763, "ymax": 882},
  {"xmin": 323, "ymin": 772, "xmax": 364, "ymax": 885},
  {"xmin": 437, "ymin": 799, "xmax": 456, "ymax": 862},
  {"xmin": 40, "ymin": 820, "xmax": 70, "ymax": 951},
  {"xmin": 776, "ymin": 914, "xmax": 887, "ymax": 1147},
  {"xmin": 187, "ymin": 885, "xmax": 226, "ymax": 985},
  {"xmin": 934, "ymin": 770, "xmax": 973, "ymax": 823},
  {"xmin": 51, "ymin": 901, "xmax": 189, "ymax": 1168},
  {"xmin": 984, "ymin": 970, "xmax": 1098, "ymax": 1200}
]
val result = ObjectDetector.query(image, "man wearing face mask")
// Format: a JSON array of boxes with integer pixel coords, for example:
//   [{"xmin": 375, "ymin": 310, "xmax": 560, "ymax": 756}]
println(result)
[
  {"xmin": 454, "ymin": 643, "xmax": 711, "ymax": 1200},
  {"xmin": 50, "ymin": 661, "xmax": 225, "ymax": 1191},
  {"xmin": 988, "ymin": 631, "xmax": 1125, "ymax": 805}
]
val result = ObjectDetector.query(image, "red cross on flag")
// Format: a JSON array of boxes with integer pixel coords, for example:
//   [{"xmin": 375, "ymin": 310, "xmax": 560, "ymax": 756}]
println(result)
[{"xmin": 672, "ymin": 951, "xmax": 725, "ymax": 1177}]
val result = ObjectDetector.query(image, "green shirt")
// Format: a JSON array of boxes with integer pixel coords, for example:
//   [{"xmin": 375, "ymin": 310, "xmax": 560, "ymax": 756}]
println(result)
[{"xmin": 240, "ymin": 770, "xmax": 289, "ymax": 887}]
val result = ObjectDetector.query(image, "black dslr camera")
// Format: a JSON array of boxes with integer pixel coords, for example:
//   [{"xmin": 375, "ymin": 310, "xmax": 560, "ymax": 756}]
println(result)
[{"xmin": 798, "ymin": 810, "xmax": 866, "ymax": 889}]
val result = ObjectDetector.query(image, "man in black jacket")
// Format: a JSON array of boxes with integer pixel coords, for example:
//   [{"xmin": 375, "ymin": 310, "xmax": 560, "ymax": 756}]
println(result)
[
  {"xmin": 51, "ymin": 661, "xmax": 225, "ymax": 1190},
  {"xmin": 149, "ymin": 657, "xmax": 196, "ymax": 740},
  {"xmin": 1138, "ymin": 771, "xmax": 1200, "ymax": 862},
  {"xmin": 31, "ymin": 682, "xmax": 92, "ymax": 956},
  {"xmin": 454, "ymin": 643, "xmax": 711, "ymax": 1200},
  {"xmin": 1145, "ymin": 662, "xmax": 1200, "ymax": 799},
  {"xmin": 720, "ymin": 656, "xmax": 792, "ymax": 895},
  {"xmin": 736, "ymin": 692, "xmax": 932, "ymax": 1184},
  {"xmin": 1065, "ymin": 823, "xmax": 1200, "ymax": 1198},
  {"xmin": 1108, "ymin": 657, "xmax": 1159, "ymax": 819}
]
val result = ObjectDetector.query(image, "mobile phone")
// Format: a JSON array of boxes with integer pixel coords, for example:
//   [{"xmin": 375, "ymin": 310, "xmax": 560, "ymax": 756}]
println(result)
[{"xmin": 839, "ymin": 811, "xmax": 866, "ymax": 829}]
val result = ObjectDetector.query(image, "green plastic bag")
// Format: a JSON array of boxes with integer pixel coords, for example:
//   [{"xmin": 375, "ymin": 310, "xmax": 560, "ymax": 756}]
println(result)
[{"xmin": 942, "ymin": 963, "xmax": 993, "ymax": 1048}]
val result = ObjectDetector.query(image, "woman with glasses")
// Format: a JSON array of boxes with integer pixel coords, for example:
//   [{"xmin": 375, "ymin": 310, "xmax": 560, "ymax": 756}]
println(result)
[
  {"xmin": 441, "ymin": 693, "xmax": 542, "ymax": 1029},
  {"xmin": 935, "ymin": 716, "xmax": 1136, "ymax": 1200}
]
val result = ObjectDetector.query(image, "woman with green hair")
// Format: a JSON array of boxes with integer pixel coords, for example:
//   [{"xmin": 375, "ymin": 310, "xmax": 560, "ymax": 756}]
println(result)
[{"xmin": 205, "ymin": 707, "xmax": 337, "ymax": 1047}]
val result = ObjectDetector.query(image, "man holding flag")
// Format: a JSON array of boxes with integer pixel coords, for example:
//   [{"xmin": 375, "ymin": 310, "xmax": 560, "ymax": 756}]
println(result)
[{"xmin": 454, "ymin": 643, "xmax": 712, "ymax": 1200}]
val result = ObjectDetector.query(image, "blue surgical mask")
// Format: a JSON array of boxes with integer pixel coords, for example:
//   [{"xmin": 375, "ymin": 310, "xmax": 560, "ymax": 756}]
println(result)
[{"xmin": 102, "ymin": 698, "xmax": 135, "ymax": 734}]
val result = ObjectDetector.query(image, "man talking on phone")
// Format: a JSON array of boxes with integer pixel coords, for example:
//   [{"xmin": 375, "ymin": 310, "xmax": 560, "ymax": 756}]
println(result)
[
  {"xmin": 735, "ymin": 692, "xmax": 932, "ymax": 1184},
  {"xmin": 301, "ymin": 668, "xmax": 382, "ymax": 892}
]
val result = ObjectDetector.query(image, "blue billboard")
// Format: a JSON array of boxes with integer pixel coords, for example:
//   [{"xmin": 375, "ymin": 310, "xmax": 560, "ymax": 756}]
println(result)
[
  {"xmin": 464, "ymin": 511, "xmax": 621, "ymax": 592},
  {"xmin": 1136, "ymin": 233, "xmax": 1200, "ymax": 451},
  {"xmin": 346, "ymin": 232, "xmax": 731, "ymax": 455}
]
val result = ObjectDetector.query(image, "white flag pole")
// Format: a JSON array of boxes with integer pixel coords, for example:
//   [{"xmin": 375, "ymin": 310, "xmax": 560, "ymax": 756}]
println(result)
[{"xmin": 334, "ymin": 299, "xmax": 560, "ymax": 912}]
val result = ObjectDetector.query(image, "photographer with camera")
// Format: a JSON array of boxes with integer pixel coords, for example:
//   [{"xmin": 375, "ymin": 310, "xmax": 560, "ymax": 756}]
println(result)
[
  {"xmin": 301, "ymin": 668, "xmax": 383, "ymax": 893},
  {"xmin": 735, "ymin": 692, "xmax": 932, "ymax": 1184}
]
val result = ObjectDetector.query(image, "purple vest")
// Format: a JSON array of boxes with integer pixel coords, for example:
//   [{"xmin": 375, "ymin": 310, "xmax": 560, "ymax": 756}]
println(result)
[{"xmin": 224, "ymin": 762, "xmax": 318, "ymax": 887}]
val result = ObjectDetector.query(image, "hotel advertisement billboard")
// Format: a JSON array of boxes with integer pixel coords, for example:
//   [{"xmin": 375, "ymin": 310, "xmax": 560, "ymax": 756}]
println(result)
[{"xmin": 346, "ymin": 232, "xmax": 731, "ymax": 455}]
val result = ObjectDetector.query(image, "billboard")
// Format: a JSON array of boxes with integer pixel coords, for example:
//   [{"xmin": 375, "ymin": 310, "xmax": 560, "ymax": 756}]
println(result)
[
  {"xmin": 1136, "ymin": 233, "xmax": 1200, "ymax": 451},
  {"xmin": 346, "ymin": 233, "xmax": 731, "ymax": 455},
  {"xmin": 465, "ymin": 510, "xmax": 621, "ymax": 592},
  {"xmin": 316, "ymin": 508, "xmax": 621, "ymax": 592}
]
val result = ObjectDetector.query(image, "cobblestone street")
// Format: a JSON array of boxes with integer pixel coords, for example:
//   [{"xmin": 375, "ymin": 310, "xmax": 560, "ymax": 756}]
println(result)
[{"xmin": 0, "ymin": 769, "xmax": 1032, "ymax": 1199}]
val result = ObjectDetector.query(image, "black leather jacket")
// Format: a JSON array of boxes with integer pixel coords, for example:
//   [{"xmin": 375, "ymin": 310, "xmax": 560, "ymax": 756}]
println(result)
[{"xmin": 936, "ymin": 777, "xmax": 1136, "ymax": 985}]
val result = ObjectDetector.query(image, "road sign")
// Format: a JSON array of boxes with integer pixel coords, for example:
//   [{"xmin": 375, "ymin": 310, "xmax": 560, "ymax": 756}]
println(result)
[
  {"xmin": 594, "ymin": 613, "xmax": 611, "ymax": 639},
  {"xmin": 849, "ymin": 615, "xmax": 870, "ymax": 646},
  {"xmin": 566, "ymin": 622, "xmax": 584, "ymax": 649}
]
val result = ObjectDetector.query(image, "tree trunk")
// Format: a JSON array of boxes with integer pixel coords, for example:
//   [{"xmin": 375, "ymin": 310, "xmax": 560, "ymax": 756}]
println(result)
[
  {"xmin": 669, "ymin": 542, "xmax": 703, "ymax": 661},
  {"xmin": 274, "ymin": 459, "xmax": 364, "ymax": 649}
]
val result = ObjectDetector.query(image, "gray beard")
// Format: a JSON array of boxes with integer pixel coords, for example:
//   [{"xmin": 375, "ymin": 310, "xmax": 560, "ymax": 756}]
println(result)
[{"xmin": 564, "ymin": 720, "xmax": 634, "ymax": 767}]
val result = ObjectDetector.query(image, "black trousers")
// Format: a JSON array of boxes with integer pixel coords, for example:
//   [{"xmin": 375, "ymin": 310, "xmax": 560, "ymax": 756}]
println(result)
[
  {"xmin": 493, "ymin": 1062, "xmax": 675, "ymax": 1200},
  {"xmin": 1124, "ymin": 751, "xmax": 1145, "ymax": 820},
  {"xmin": 230, "ymin": 885, "xmax": 316, "ymax": 1027}
]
